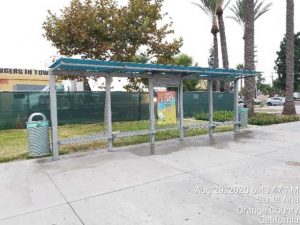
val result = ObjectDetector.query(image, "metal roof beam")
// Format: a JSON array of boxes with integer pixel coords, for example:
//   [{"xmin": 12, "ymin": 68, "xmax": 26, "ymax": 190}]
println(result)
[{"xmin": 49, "ymin": 58, "xmax": 260, "ymax": 79}]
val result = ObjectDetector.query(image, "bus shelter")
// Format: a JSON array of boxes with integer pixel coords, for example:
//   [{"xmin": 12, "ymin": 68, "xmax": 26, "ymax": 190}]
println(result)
[{"xmin": 49, "ymin": 58, "xmax": 259, "ymax": 160}]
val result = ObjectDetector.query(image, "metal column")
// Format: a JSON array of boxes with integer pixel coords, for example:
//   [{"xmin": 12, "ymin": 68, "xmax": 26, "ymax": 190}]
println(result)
[
  {"xmin": 179, "ymin": 78, "xmax": 184, "ymax": 141},
  {"xmin": 105, "ymin": 76, "xmax": 113, "ymax": 151},
  {"xmin": 49, "ymin": 69, "xmax": 59, "ymax": 160},
  {"xmin": 233, "ymin": 79, "xmax": 240, "ymax": 133},
  {"xmin": 148, "ymin": 78, "xmax": 155, "ymax": 145},
  {"xmin": 208, "ymin": 79, "xmax": 214, "ymax": 136}
]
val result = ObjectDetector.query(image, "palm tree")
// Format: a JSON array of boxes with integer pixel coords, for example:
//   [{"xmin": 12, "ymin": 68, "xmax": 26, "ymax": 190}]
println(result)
[
  {"xmin": 216, "ymin": 0, "xmax": 231, "ymax": 92},
  {"xmin": 243, "ymin": 0, "xmax": 255, "ymax": 116},
  {"xmin": 228, "ymin": 0, "xmax": 272, "ymax": 29},
  {"xmin": 194, "ymin": 0, "xmax": 221, "ymax": 91},
  {"xmin": 282, "ymin": 0, "xmax": 296, "ymax": 115}
]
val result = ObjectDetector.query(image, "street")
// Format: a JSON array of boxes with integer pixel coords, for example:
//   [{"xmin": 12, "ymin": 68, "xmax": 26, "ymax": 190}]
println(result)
[{"xmin": 255, "ymin": 100, "xmax": 300, "ymax": 114}]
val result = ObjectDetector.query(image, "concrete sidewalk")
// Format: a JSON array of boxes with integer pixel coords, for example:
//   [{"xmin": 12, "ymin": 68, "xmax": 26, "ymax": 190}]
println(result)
[{"xmin": 1, "ymin": 122, "xmax": 300, "ymax": 225}]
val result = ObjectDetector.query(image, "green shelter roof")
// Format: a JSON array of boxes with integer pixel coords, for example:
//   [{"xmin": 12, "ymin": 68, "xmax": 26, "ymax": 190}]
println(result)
[{"xmin": 49, "ymin": 58, "xmax": 260, "ymax": 79}]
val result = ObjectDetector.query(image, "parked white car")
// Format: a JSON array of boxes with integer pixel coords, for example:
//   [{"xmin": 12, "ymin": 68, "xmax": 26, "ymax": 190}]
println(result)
[
  {"xmin": 266, "ymin": 97, "xmax": 285, "ymax": 106},
  {"xmin": 238, "ymin": 97, "xmax": 262, "ymax": 105},
  {"xmin": 254, "ymin": 98, "xmax": 262, "ymax": 105}
]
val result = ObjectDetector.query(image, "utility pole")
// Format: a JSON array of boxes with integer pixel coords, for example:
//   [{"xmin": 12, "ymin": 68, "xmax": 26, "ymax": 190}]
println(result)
[{"xmin": 271, "ymin": 72, "xmax": 274, "ymax": 87}]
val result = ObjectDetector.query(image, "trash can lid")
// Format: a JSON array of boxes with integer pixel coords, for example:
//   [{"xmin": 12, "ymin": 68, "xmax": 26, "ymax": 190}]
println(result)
[{"xmin": 27, "ymin": 113, "xmax": 47, "ymax": 123}]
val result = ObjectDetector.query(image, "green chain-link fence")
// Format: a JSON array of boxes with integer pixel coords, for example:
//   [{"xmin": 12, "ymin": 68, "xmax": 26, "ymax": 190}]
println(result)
[{"xmin": 0, "ymin": 91, "xmax": 233, "ymax": 130}]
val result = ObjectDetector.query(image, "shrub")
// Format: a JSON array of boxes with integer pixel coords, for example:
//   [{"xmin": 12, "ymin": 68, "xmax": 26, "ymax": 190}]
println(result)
[
  {"xmin": 248, "ymin": 113, "xmax": 299, "ymax": 126},
  {"xmin": 194, "ymin": 111, "xmax": 299, "ymax": 126},
  {"xmin": 194, "ymin": 111, "xmax": 234, "ymax": 122}
]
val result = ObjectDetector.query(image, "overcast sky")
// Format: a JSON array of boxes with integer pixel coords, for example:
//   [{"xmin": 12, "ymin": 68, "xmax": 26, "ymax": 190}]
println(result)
[{"xmin": 0, "ymin": 0, "xmax": 299, "ymax": 84}]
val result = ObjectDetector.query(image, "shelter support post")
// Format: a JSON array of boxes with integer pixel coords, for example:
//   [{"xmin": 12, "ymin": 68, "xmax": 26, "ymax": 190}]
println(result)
[
  {"xmin": 234, "ymin": 79, "xmax": 240, "ymax": 133},
  {"xmin": 105, "ymin": 76, "xmax": 113, "ymax": 151},
  {"xmin": 179, "ymin": 78, "xmax": 184, "ymax": 141},
  {"xmin": 49, "ymin": 69, "xmax": 59, "ymax": 160},
  {"xmin": 208, "ymin": 79, "xmax": 214, "ymax": 136},
  {"xmin": 148, "ymin": 78, "xmax": 155, "ymax": 145}
]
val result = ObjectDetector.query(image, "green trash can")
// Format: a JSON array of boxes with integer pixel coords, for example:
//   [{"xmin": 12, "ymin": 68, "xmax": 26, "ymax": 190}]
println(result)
[
  {"xmin": 26, "ymin": 113, "xmax": 50, "ymax": 157},
  {"xmin": 239, "ymin": 107, "xmax": 249, "ymax": 128}
]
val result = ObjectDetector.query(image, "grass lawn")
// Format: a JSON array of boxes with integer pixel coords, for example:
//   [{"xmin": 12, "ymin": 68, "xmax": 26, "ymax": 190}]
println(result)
[{"xmin": 0, "ymin": 120, "xmax": 233, "ymax": 163}]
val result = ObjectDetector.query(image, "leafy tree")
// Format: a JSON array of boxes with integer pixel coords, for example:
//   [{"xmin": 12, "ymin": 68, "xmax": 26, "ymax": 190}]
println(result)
[
  {"xmin": 173, "ymin": 54, "xmax": 201, "ymax": 91},
  {"xmin": 123, "ymin": 54, "xmax": 149, "ymax": 92},
  {"xmin": 236, "ymin": 63, "xmax": 244, "ymax": 69},
  {"xmin": 282, "ymin": 0, "xmax": 296, "ymax": 114},
  {"xmin": 43, "ymin": 0, "xmax": 183, "ymax": 93},
  {"xmin": 43, "ymin": 0, "xmax": 182, "ymax": 62},
  {"xmin": 124, "ymin": 54, "xmax": 200, "ymax": 92},
  {"xmin": 271, "ymin": 80, "xmax": 285, "ymax": 96},
  {"xmin": 274, "ymin": 33, "xmax": 300, "ymax": 92},
  {"xmin": 173, "ymin": 54, "xmax": 193, "ymax": 66},
  {"xmin": 256, "ymin": 73, "xmax": 265, "ymax": 90},
  {"xmin": 256, "ymin": 74, "xmax": 275, "ymax": 95},
  {"xmin": 258, "ymin": 83, "xmax": 279, "ymax": 97}
]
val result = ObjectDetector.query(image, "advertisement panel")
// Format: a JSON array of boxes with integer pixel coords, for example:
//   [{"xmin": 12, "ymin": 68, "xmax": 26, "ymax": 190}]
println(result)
[{"xmin": 157, "ymin": 91, "xmax": 176, "ymax": 124}]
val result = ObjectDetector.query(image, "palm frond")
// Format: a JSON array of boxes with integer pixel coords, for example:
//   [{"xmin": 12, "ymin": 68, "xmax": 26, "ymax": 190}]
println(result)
[
  {"xmin": 228, "ymin": 0, "xmax": 272, "ymax": 27},
  {"xmin": 228, "ymin": 0, "xmax": 244, "ymax": 25},
  {"xmin": 192, "ymin": 0, "xmax": 217, "ymax": 15},
  {"xmin": 193, "ymin": 0, "xmax": 221, "ymax": 34},
  {"xmin": 192, "ymin": 2, "xmax": 211, "ymax": 15},
  {"xmin": 223, "ymin": 0, "xmax": 231, "ymax": 10},
  {"xmin": 227, "ymin": 15, "xmax": 243, "ymax": 26},
  {"xmin": 254, "ymin": 0, "xmax": 272, "ymax": 21}
]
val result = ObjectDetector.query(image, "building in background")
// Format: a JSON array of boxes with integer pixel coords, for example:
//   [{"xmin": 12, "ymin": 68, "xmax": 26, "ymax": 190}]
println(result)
[
  {"xmin": 0, "ymin": 67, "xmax": 170, "ymax": 92},
  {"xmin": 0, "ymin": 68, "xmax": 49, "ymax": 91}
]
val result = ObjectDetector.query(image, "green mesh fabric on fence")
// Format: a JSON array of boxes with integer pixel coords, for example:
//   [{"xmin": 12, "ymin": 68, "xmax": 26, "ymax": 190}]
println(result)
[
  {"xmin": 0, "ymin": 91, "xmax": 233, "ymax": 130},
  {"xmin": 183, "ymin": 92, "xmax": 234, "ymax": 117}
]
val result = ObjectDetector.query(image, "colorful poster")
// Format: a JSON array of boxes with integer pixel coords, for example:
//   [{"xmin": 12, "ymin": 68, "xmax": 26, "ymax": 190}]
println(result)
[{"xmin": 157, "ymin": 91, "xmax": 176, "ymax": 124}]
